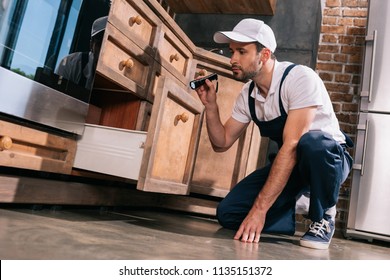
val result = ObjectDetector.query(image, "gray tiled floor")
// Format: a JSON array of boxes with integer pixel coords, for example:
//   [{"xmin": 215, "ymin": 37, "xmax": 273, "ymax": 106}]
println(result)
[{"xmin": 0, "ymin": 206, "xmax": 389, "ymax": 260}]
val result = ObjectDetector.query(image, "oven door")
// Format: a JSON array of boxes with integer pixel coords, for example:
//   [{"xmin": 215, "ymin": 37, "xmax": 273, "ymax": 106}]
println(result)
[
  {"xmin": 0, "ymin": 0, "xmax": 110, "ymax": 135},
  {"xmin": 0, "ymin": 67, "xmax": 88, "ymax": 135}
]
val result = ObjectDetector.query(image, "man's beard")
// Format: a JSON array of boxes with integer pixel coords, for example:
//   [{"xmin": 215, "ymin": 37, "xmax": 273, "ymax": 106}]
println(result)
[
  {"xmin": 233, "ymin": 69, "xmax": 257, "ymax": 82},
  {"xmin": 232, "ymin": 61, "xmax": 262, "ymax": 82}
]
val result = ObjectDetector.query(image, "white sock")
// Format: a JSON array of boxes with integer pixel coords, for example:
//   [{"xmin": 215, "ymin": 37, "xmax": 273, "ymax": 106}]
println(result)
[
  {"xmin": 295, "ymin": 193, "xmax": 310, "ymax": 215},
  {"xmin": 325, "ymin": 206, "xmax": 336, "ymax": 221}
]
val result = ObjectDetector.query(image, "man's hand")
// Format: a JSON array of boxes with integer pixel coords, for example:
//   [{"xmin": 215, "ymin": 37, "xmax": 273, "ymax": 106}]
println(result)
[
  {"xmin": 195, "ymin": 79, "xmax": 217, "ymax": 108},
  {"xmin": 234, "ymin": 207, "xmax": 266, "ymax": 243}
]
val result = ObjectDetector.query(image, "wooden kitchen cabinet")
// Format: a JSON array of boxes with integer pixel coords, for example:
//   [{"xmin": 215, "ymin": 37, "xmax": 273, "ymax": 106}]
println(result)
[
  {"xmin": 73, "ymin": 0, "xmax": 197, "ymax": 183},
  {"xmin": 89, "ymin": 0, "xmax": 163, "ymax": 130},
  {"xmin": 0, "ymin": 0, "xmax": 266, "ymax": 211},
  {"xmin": 73, "ymin": 0, "xmax": 266, "ymax": 199},
  {"xmin": 101, "ymin": 0, "xmax": 193, "ymax": 102}
]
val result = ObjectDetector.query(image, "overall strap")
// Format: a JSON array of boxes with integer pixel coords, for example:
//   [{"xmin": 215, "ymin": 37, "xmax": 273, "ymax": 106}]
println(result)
[
  {"xmin": 248, "ymin": 81, "xmax": 257, "ymax": 124},
  {"xmin": 278, "ymin": 63, "xmax": 297, "ymax": 116}
]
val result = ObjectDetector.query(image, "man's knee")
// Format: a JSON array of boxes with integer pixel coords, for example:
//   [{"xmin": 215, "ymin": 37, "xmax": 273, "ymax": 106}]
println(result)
[
  {"xmin": 297, "ymin": 131, "xmax": 336, "ymax": 159},
  {"xmin": 216, "ymin": 202, "xmax": 229, "ymax": 228},
  {"xmin": 298, "ymin": 131, "xmax": 326, "ymax": 148},
  {"xmin": 216, "ymin": 201, "xmax": 239, "ymax": 230}
]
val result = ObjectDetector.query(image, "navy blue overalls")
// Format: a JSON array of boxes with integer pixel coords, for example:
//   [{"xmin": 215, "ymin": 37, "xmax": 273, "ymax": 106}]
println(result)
[{"xmin": 216, "ymin": 64, "xmax": 353, "ymax": 235}]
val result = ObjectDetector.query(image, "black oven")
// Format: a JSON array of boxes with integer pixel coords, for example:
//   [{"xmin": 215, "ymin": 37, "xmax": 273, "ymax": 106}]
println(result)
[{"xmin": 0, "ymin": 0, "xmax": 110, "ymax": 135}]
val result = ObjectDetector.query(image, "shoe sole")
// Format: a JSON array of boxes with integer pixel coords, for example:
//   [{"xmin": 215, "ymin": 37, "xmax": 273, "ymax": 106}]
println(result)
[{"xmin": 299, "ymin": 239, "xmax": 330, "ymax": 250}]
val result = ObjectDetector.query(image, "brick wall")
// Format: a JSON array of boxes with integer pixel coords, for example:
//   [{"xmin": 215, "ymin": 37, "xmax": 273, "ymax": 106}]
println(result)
[{"xmin": 315, "ymin": 0, "xmax": 368, "ymax": 234}]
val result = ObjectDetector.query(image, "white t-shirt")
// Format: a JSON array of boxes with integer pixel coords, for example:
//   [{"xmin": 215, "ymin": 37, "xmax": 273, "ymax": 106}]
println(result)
[{"xmin": 232, "ymin": 60, "xmax": 346, "ymax": 143}]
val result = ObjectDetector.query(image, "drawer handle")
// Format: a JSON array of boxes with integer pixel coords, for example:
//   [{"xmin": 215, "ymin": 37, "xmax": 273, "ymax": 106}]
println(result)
[
  {"xmin": 195, "ymin": 69, "xmax": 207, "ymax": 78},
  {"xmin": 169, "ymin": 53, "xmax": 179, "ymax": 63},
  {"xmin": 0, "ymin": 136, "xmax": 13, "ymax": 151},
  {"xmin": 175, "ymin": 113, "xmax": 189, "ymax": 124},
  {"xmin": 119, "ymin": 58, "xmax": 134, "ymax": 70},
  {"xmin": 129, "ymin": 15, "xmax": 142, "ymax": 26}
]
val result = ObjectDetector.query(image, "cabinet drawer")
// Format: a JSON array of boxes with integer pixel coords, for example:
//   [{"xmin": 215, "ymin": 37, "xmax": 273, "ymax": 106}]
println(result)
[
  {"xmin": 97, "ymin": 23, "xmax": 155, "ymax": 99},
  {"xmin": 73, "ymin": 124, "xmax": 146, "ymax": 180},
  {"xmin": 0, "ymin": 120, "xmax": 76, "ymax": 174},
  {"xmin": 156, "ymin": 25, "xmax": 193, "ymax": 84},
  {"xmin": 108, "ymin": 0, "xmax": 161, "ymax": 55}
]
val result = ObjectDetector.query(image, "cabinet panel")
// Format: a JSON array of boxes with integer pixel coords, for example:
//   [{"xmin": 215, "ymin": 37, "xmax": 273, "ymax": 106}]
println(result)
[
  {"xmin": 108, "ymin": 0, "xmax": 161, "ymax": 54},
  {"xmin": 149, "ymin": 61, "xmax": 187, "ymax": 102},
  {"xmin": 97, "ymin": 23, "xmax": 154, "ymax": 99},
  {"xmin": 137, "ymin": 76, "xmax": 204, "ymax": 195},
  {"xmin": 90, "ymin": 89, "xmax": 142, "ymax": 130},
  {"xmin": 0, "ymin": 120, "xmax": 76, "ymax": 174}
]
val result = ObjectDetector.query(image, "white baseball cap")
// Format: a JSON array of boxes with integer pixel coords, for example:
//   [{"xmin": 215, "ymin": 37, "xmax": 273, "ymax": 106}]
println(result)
[
  {"xmin": 213, "ymin": 18, "xmax": 277, "ymax": 53},
  {"xmin": 91, "ymin": 16, "xmax": 108, "ymax": 38}
]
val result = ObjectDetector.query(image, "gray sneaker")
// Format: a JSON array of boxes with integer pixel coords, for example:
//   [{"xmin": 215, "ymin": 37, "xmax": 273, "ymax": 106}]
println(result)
[{"xmin": 300, "ymin": 216, "xmax": 335, "ymax": 250}]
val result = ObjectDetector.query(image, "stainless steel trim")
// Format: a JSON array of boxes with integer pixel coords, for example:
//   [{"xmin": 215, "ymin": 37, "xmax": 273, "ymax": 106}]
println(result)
[
  {"xmin": 345, "ymin": 229, "xmax": 390, "ymax": 243},
  {"xmin": 360, "ymin": 120, "xmax": 369, "ymax": 176},
  {"xmin": 367, "ymin": 30, "xmax": 377, "ymax": 102},
  {"xmin": 0, "ymin": 67, "xmax": 88, "ymax": 135},
  {"xmin": 352, "ymin": 163, "xmax": 362, "ymax": 170},
  {"xmin": 352, "ymin": 123, "xmax": 367, "ymax": 171}
]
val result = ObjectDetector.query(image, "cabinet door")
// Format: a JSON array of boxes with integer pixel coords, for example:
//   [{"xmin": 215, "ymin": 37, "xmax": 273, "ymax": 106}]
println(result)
[
  {"xmin": 188, "ymin": 57, "xmax": 264, "ymax": 198},
  {"xmin": 137, "ymin": 76, "xmax": 204, "ymax": 195}
]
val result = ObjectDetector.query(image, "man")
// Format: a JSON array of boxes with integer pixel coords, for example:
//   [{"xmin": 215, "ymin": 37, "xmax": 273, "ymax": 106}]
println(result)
[
  {"xmin": 194, "ymin": 18, "xmax": 353, "ymax": 249},
  {"xmin": 56, "ymin": 16, "xmax": 107, "ymax": 90}
]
